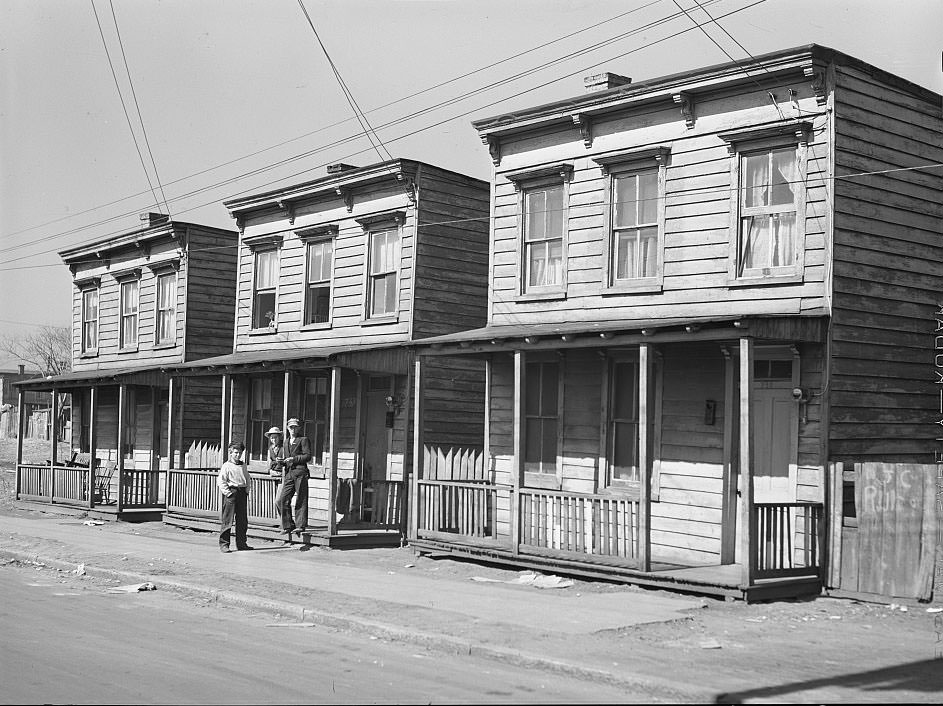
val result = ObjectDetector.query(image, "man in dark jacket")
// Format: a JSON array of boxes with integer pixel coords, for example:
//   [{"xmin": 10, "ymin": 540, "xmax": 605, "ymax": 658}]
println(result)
[{"xmin": 275, "ymin": 417, "xmax": 311, "ymax": 543}]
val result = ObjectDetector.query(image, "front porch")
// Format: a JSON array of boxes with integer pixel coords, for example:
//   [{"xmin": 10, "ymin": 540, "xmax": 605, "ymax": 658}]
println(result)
[
  {"xmin": 162, "ymin": 467, "xmax": 403, "ymax": 547},
  {"xmin": 410, "ymin": 315, "xmax": 830, "ymax": 601}
]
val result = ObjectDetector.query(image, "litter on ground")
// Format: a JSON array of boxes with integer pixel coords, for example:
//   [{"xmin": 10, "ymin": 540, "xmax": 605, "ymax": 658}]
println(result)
[
  {"xmin": 470, "ymin": 570, "xmax": 574, "ymax": 589},
  {"xmin": 108, "ymin": 582, "xmax": 157, "ymax": 593},
  {"xmin": 82, "ymin": 520, "xmax": 105, "ymax": 527}
]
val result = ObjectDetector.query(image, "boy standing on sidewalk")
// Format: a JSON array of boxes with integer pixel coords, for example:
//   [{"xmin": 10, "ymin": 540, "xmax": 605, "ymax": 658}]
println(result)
[{"xmin": 217, "ymin": 441, "xmax": 251, "ymax": 553}]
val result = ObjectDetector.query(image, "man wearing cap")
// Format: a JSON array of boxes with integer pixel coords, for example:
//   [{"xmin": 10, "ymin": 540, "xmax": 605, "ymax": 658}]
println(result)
[{"xmin": 275, "ymin": 417, "xmax": 311, "ymax": 542}]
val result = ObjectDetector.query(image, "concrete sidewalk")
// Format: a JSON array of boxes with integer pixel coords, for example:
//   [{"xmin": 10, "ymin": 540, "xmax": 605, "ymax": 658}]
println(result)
[{"xmin": 0, "ymin": 508, "xmax": 714, "ymax": 701}]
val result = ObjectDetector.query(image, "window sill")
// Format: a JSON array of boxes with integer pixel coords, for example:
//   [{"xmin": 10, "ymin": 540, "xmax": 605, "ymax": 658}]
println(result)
[
  {"xmin": 359, "ymin": 315, "xmax": 399, "ymax": 327},
  {"xmin": 153, "ymin": 342, "xmax": 177, "ymax": 350},
  {"xmin": 602, "ymin": 280, "xmax": 663, "ymax": 296},
  {"xmin": 513, "ymin": 290, "xmax": 567, "ymax": 303},
  {"xmin": 117, "ymin": 346, "xmax": 139, "ymax": 354},
  {"xmin": 300, "ymin": 322, "xmax": 333, "ymax": 332},
  {"xmin": 727, "ymin": 271, "xmax": 803, "ymax": 287},
  {"xmin": 80, "ymin": 352, "xmax": 98, "ymax": 359},
  {"xmin": 248, "ymin": 328, "xmax": 278, "ymax": 337}
]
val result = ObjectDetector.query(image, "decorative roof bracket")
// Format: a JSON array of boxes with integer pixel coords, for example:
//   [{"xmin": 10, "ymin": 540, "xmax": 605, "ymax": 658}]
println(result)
[
  {"xmin": 571, "ymin": 113, "xmax": 593, "ymax": 148},
  {"xmin": 481, "ymin": 135, "xmax": 501, "ymax": 166},
  {"xmin": 673, "ymin": 91, "xmax": 695, "ymax": 129},
  {"xmin": 803, "ymin": 66, "xmax": 827, "ymax": 106}
]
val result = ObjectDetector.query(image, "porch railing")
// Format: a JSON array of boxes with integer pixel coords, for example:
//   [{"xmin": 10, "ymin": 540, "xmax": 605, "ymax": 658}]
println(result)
[
  {"xmin": 417, "ymin": 479, "xmax": 497, "ymax": 539},
  {"xmin": 356, "ymin": 479, "xmax": 404, "ymax": 529},
  {"xmin": 121, "ymin": 470, "xmax": 163, "ymax": 508},
  {"xmin": 166, "ymin": 468, "xmax": 280, "ymax": 526},
  {"xmin": 752, "ymin": 502, "xmax": 825, "ymax": 580},
  {"xmin": 19, "ymin": 464, "xmax": 94, "ymax": 505},
  {"xmin": 519, "ymin": 489, "xmax": 640, "ymax": 565}
]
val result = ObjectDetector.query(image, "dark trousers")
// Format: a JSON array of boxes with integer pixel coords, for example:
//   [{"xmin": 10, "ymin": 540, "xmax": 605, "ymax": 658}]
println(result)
[
  {"xmin": 277, "ymin": 471, "xmax": 308, "ymax": 532},
  {"xmin": 220, "ymin": 487, "xmax": 248, "ymax": 548}
]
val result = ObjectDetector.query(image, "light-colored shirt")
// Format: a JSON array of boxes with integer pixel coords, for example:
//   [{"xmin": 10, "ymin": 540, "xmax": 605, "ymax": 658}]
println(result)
[{"xmin": 217, "ymin": 460, "xmax": 249, "ymax": 496}]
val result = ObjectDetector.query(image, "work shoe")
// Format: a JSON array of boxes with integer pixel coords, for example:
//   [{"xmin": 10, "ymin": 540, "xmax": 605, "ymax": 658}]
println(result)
[
  {"xmin": 219, "ymin": 545, "xmax": 231, "ymax": 553},
  {"xmin": 236, "ymin": 545, "xmax": 254, "ymax": 551}
]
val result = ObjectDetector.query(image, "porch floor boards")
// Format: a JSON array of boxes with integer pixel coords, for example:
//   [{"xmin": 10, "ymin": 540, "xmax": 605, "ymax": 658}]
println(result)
[
  {"xmin": 16, "ymin": 499, "xmax": 163, "ymax": 523},
  {"xmin": 409, "ymin": 537, "xmax": 822, "ymax": 602}
]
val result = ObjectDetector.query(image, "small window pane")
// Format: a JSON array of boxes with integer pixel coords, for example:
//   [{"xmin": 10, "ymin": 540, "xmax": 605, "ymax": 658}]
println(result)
[
  {"xmin": 742, "ymin": 152, "xmax": 769, "ymax": 208},
  {"xmin": 254, "ymin": 291, "xmax": 276, "ymax": 328},
  {"xmin": 769, "ymin": 148, "xmax": 797, "ymax": 206},
  {"xmin": 614, "ymin": 176, "xmax": 637, "ymax": 228},
  {"xmin": 637, "ymin": 171, "xmax": 658, "ymax": 224},
  {"xmin": 540, "ymin": 362, "xmax": 558, "ymax": 415}
]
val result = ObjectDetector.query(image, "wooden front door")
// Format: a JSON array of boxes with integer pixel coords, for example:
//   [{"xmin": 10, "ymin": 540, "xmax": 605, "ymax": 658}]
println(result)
[
  {"xmin": 751, "ymin": 385, "xmax": 794, "ymax": 502},
  {"xmin": 360, "ymin": 375, "xmax": 392, "ymax": 482}
]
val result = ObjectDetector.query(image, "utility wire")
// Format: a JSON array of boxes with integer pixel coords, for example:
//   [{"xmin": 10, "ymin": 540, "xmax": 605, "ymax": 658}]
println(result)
[
  {"xmin": 107, "ymin": 0, "xmax": 172, "ymax": 216},
  {"xmin": 2, "ymin": 159, "xmax": 940, "ymax": 274},
  {"xmin": 0, "ymin": 0, "xmax": 668, "ymax": 244},
  {"xmin": 89, "ymin": 0, "xmax": 165, "ymax": 218},
  {"xmin": 0, "ymin": 0, "xmax": 772, "ymax": 266},
  {"xmin": 0, "ymin": 0, "xmax": 727, "ymax": 257}
]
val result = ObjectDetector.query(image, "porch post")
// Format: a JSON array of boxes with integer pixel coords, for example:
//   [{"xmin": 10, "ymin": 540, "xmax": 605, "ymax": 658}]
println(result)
[
  {"xmin": 410, "ymin": 356, "xmax": 424, "ymax": 542},
  {"xmin": 165, "ymin": 377, "xmax": 174, "ymax": 510},
  {"xmin": 116, "ymin": 384, "xmax": 127, "ymax": 513},
  {"xmin": 638, "ymin": 343, "xmax": 655, "ymax": 572},
  {"xmin": 739, "ymin": 337, "xmax": 755, "ymax": 587},
  {"xmin": 49, "ymin": 388, "xmax": 59, "ymax": 503},
  {"xmin": 88, "ymin": 387, "xmax": 97, "ymax": 509},
  {"xmin": 221, "ymin": 374, "xmax": 231, "ymax": 450},
  {"xmin": 721, "ymin": 348, "xmax": 737, "ymax": 564},
  {"xmin": 175, "ymin": 378, "xmax": 186, "ymax": 469},
  {"xmin": 511, "ymin": 349, "xmax": 525, "ymax": 555},
  {"xmin": 15, "ymin": 388, "xmax": 24, "ymax": 499},
  {"xmin": 327, "ymin": 366, "xmax": 341, "ymax": 536},
  {"xmin": 50, "ymin": 387, "xmax": 59, "ymax": 466}
]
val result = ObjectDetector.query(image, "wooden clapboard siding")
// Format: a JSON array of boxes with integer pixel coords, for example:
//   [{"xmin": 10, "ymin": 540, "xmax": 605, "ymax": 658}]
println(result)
[
  {"xmin": 184, "ymin": 226, "xmax": 239, "ymax": 362},
  {"xmin": 69, "ymin": 225, "xmax": 237, "ymax": 372},
  {"xmin": 489, "ymin": 79, "xmax": 829, "ymax": 327},
  {"xmin": 422, "ymin": 356, "xmax": 486, "ymax": 451},
  {"xmin": 650, "ymin": 344, "xmax": 726, "ymax": 564},
  {"xmin": 234, "ymin": 180, "xmax": 416, "ymax": 354},
  {"xmin": 182, "ymin": 376, "xmax": 223, "ymax": 452},
  {"xmin": 829, "ymin": 60, "xmax": 943, "ymax": 461},
  {"xmin": 413, "ymin": 166, "xmax": 490, "ymax": 339},
  {"xmin": 488, "ymin": 354, "xmax": 515, "ymax": 489}
]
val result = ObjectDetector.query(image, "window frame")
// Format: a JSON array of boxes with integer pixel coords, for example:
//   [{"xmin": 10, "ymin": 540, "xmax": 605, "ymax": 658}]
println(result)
[
  {"xmin": 721, "ymin": 123, "xmax": 811, "ymax": 286},
  {"xmin": 602, "ymin": 354, "xmax": 641, "ymax": 492},
  {"xmin": 117, "ymin": 276, "xmax": 140, "ymax": 352},
  {"xmin": 250, "ymin": 246, "xmax": 280, "ymax": 332},
  {"xmin": 297, "ymin": 224, "xmax": 338, "ymax": 330},
  {"xmin": 522, "ymin": 353, "xmax": 564, "ymax": 490},
  {"xmin": 79, "ymin": 282, "xmax": 100, "ymax": 356},
  {"xmin": 504, "ymin": 163, "xmax": 573, "ymax": 301},
  {"xmin": 247, "ymin": 376, "xmax": 274, "ymax": 462},
  {"xmin": 301, "ymin": 373, "xmax": 330, "ymax": 466},
  {"xmin": 594, "ymin": 146, "xmax": 670, "ymax": 294},
  {"xmin": 356, "ymin": 211, "xmax": 405, "ymax": 324},
  {"xmin": 154, "ymin": 270, "xmax": 178, "ymax": 346}
]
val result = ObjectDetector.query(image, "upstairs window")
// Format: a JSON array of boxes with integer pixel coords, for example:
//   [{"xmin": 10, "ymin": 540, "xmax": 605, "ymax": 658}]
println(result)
[
  {"xmin": 252, "ymin": 249, "xmax": 279, "ymax": 330},
  {"xmin": 119, "ymin": 280, "xmax": 139, "ymax": 349},
  {"xmin": 155, "ymin": 272, "xmax": 177, "ymax": 344},
  {"xmin": 739, "ymin": 147, "xmax": 799, "ymax": 274},
  {"xmin": 81, "ymin": 288, "xmax": 99, "ymax": 353},
  {"xmin": 523, "ymin": 184, "xmax": 565, "ymax": 290},
  {"xmin": 368, "ymin": 228, "xmax": 400, "ymax": 318},
  {"xmin": 305, "ymin": 239, "xmax": 334, "ymax": 326},
  {"xmin": 721, "ymin": 122, "xmax": 810, "ymax": 284},
  {"xmin": 613, "ymin": 171, "xmax": 658, "ymax": 281}
]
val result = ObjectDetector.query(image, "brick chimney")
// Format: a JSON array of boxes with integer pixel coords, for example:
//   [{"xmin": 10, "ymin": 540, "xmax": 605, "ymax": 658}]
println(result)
[
  {"xmin": 18, "ymin": 364, "xmax": 24, "ymax": 375},
  {"xmin": 583, "ymin": 72, "xmax": 632, "ymax": 92},
  {"xmin": 327, "ymin": 163, "xmax": 358, "ymax": 174},
  {"xmin": 140, "ymin": 212, "xmax": 169, "ymax": 227}
]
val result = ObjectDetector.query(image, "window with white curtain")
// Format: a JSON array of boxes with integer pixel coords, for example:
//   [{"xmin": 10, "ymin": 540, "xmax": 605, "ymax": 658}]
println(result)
[
  {"xmin": 523, "ymin": 184, "xmax": 564, "ymax": 290},
  {"xmin": 252, "ymin": 249, "xmax": 278, "ymax": 329},
  {"xmin": 81, "ymin": 288, "xmax": 98, "ymax": 353},
  {"xmin": 738, "ymin": 146, "xmax": 799, "ymax": 276},
  {"xmin": 155, "ymin": 272, "xmax": 176, "ymax": 344},
  {"xmin": 119, "ymin": 280, "xmax": 139, "ymax": 349},
  {"xmin": 368, "ymin": 228, "xmax": 400, "ymax": 318},
  {"xmin": 612, "ymin": 170, "xmax": 659, "ymax": 281}
]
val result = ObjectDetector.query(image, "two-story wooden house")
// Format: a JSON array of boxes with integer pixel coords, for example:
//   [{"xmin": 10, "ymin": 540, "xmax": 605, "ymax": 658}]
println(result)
[
  {"xmin": 14, "ymin": 213, "xmax": 238, "ymax": 520},
  {"xmin": 409, "ymin": 45, "xmax": 943, "ymax": 601},
  {"xmin": 163, "ymin": 160, "xmax": 490, "ymax": 546}
]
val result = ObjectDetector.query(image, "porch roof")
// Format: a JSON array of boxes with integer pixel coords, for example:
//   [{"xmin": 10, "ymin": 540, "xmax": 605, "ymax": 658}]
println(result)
[
  {"xmin": 12, "ymin": 364, "xmax": 168, "ymax": 391},
  {"xmin": 409, "ymin": 313, "xmax": 829, "ymax": 356},
  {"xmin": 167, "ymin": 341, "xmax": 410, "ymax": 376}
]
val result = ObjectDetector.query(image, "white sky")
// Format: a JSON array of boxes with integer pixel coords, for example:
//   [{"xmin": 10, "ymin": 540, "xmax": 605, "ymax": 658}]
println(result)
[{"xmin": 0, "ymin": 0, "xmax": 940, "ymax": 366}]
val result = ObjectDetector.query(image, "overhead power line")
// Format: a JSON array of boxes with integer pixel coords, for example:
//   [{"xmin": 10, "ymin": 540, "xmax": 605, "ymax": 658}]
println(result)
[{"xmin": 0, "ymin": 0, "xmax": 767, "ymax": 267}]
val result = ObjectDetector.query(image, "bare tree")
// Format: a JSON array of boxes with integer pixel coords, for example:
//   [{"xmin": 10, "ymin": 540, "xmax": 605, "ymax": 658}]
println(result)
[{"xmin": 0, "ymin": 326, "xmax": 71, "ymax": 377}]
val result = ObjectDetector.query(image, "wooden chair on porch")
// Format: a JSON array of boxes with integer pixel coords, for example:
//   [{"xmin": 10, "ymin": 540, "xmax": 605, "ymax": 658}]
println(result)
[{"xmin": 94, "ymin": 461, "xmax": 117, "ymax": 505}]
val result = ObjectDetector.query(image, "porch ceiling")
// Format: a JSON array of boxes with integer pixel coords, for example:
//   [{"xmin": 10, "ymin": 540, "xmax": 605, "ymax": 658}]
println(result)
[
  {"xmin": 167, "ymin": 341, "xmax": 410, "ymax": 376},
  {"xmin": 410, "ymin": 313, "xmax": 829, "ymax": 356},
  {"xmin": 12, "ymin": 365, "xmax": 168, "ymax": 391}
]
